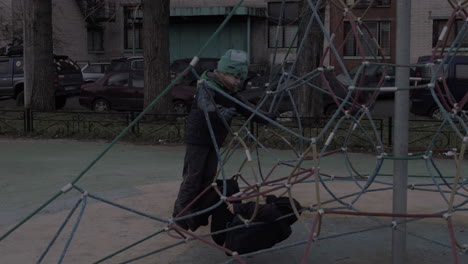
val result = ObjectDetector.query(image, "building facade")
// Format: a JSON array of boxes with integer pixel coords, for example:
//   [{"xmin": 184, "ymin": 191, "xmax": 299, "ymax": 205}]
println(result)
[
  {"xmin": 0, "ymin": 0, "xmax": 460, "ymax": 68},
  {"xmin": 410, "ymin": 0, "xmax": 466, "ymax": 62},
  {"xmin": 327, "ymin": 0, "xmax": 396, "ymax": 71}
]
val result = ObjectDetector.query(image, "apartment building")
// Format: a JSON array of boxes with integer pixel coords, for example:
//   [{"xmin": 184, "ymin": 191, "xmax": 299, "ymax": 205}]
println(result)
[
  {"xmin": 0, "ymin": 0, "xmax": 460, "ymax": 67},
  {"xmin": 327, "ymin": 0, "xmax": 395, "ymax": 70},
  {"xmin": 410, "ymin": 0, "xmax": 466, "ymax": 62}
]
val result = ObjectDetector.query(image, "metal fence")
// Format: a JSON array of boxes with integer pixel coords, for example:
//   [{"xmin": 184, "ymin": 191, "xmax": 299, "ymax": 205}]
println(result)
[{"xmin": 0, "ymin": 108, "xmax": 463, "ymax": 151}]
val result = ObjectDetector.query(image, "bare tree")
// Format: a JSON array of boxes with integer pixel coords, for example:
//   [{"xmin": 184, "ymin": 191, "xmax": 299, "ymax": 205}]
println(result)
[
  {"xmin": 143, "ymin": 0, "xmax": 171, "ymax": 116},
  {"xmin": 23, "ymin": 0, "xmax": 55, "ymax": 110},
  {"xmin": 0, "ymin": 1, "xmax": 23, "ymax": 46},
  {"xmin": 294, "ymin": 0, "xmax": 325, "ymax": 119},
  {"xmin": 1, "ymin": 1, "xmax": 63, "ymax": 49}
]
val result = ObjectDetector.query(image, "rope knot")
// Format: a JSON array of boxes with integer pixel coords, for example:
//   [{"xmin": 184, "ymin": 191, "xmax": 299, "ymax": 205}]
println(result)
[{"xmin": 443, "ymin": 213, "xmax": 452, "ymax": 219}]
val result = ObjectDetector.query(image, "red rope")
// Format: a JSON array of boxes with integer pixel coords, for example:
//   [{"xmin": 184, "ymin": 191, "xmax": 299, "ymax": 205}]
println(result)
[
  {"xmin": 171, "ymin": 224, "xmax": 247, "ymax": 264},
  {"xmin": 175, "ymin": 185, "xmax": 213, "ymax": 218},
  {"xmin": 446, "ymin": 216, "xmax": 460, "ymax": 264},
  {"xmin": 300, "ymin": 214, "xmax": 321, "ymax": 264},
  {"xmin": 324, "ymin": 210, "xmax": 443, "ymax": 218},
  {"xmin": 227, "ymin": 172, "xmax": 314, "ymax": 202}
]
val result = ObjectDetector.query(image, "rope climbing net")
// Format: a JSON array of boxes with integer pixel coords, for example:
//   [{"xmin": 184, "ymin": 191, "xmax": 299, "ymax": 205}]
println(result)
[{"xmin": 1, "ymin": 0, "xmax": 467, "ymax": 263}]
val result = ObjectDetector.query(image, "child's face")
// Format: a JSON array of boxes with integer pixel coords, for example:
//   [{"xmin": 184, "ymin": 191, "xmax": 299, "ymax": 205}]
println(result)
[{"xmin": 219, "ymin": 72, "xmax": 242, "ymax": 91}]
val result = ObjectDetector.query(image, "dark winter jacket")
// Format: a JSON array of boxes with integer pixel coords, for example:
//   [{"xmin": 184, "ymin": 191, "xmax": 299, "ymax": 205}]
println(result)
[
  {"xmin": 213, "ymin": 195, "xmax": 301, "ymax": 255},
  {"xmin": 184, "ymin": 71, "xmax": 270, "ymax": 146},
  {"xmin": 191, "ymin": 178, "xmax": 240, "ymax": 239}
]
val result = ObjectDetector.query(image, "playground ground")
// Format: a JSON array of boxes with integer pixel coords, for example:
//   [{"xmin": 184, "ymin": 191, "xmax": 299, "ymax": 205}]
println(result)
[{"xmin": 0, "ymin": 138, "xmax": 467, "ymax": 263}]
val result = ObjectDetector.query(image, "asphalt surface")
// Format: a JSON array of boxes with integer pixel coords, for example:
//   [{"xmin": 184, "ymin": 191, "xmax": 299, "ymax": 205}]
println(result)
[{"xmin": 0, "ymin": 139, "xmax": 466, "ymax": 263}]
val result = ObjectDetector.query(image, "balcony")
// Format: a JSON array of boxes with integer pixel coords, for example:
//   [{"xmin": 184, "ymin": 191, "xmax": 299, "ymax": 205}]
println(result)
[{"xmin": 75, "ymin": 0, "xmax": 116, "ymax": 23}]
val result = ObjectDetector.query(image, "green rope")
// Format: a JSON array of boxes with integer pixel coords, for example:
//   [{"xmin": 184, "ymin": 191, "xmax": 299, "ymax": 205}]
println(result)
[{"xmin": 0, "ymin": 0, "xmax": 246, "ymax": 243}]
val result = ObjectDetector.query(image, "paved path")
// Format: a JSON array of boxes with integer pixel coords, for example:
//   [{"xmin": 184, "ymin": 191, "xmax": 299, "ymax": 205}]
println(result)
[{"xmin": 0, "ymin": 138, "xmax": 466, "ymax": 263}]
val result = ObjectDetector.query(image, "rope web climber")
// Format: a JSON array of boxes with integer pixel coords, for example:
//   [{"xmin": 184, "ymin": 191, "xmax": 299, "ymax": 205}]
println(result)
[{"xmin": 0, "ymin": 0, "xmax": 467, "ymax": 263}]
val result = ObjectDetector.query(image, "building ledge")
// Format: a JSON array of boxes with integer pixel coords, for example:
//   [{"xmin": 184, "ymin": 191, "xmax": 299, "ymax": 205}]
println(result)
[
  {"xmin": 170, "ymin": 6, "xmax": 266, "ymax": 17},
  {"xmin": 343, "ymin": 56, "xmax": 391, "ymax": 60},
  {"xmin": 88, "ymin": 50, "xmax": 105, "ymax": 54}
]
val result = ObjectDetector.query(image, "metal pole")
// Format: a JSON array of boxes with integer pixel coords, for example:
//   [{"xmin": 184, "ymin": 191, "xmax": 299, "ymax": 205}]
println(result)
[
  {"xmin": 393, "ymin": 0, "xmax": 411, "ymax": 263},
  {"xmin": 132, "ymin": 19, "xmax": 136, "ymax": 56},
  {"xmin": 247, "ymin": 15, "xmax": 251, "ymax": 60}
]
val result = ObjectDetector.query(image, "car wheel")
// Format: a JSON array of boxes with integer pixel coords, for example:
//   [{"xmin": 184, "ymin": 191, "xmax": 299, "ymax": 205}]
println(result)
[
  {"xmin": 16, "ymin": 91, "xmax": 24, "ymax": 106},
  {"xmin": 93, "ymin": 98, "xmax": 110, "ymax": 112},
  {"xmin": 430, "ymin": 106, "xmax": 444, "ymax": 120},
  {"xmin": 55, "ymin": 96, "xmax": 67, "ymax": 109},
  {"xmin": 173, "ymin": 100, "xmax": 188, "ymax": 115}
]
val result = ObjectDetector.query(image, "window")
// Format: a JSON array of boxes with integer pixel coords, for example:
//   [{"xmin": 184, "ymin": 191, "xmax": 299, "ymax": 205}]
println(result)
[
  {"xmin": 87, "ymin": 28, "xmax": 104, "ymax": 52},
  {"xmin": 348, "ymin": 0, "xmax": 391, "ymax": 8},
  {"xmin": 124, "ymin": 6, "xmax": 143, "ymax": 50},
  {"xmin": 344, "ymin": 21, "xmax": 391, "ymax": 57},
  {"xmin": 131, "ymin": 60, "xmax": 144, "ymax": 70},
  {"xmin": 455, "ymin": 64, "xmax": 468, "ymax": 80},
  {"xmin": 268, "ymin": 2, "xmax": 299, "ymax": 48},
  {"xmin": 0, "ymin": 60, "xmax": 8, "ymax": 74},
  {"xmin": 107, "ymin": 72, "xmax": 130, "ymax": 87},
  {"xmin": 433, "ymin": 19, "xmax": 468, "ymax": 48},
  {"xmin": 83, "ymin": 64, "xmax": 102, "ymax": 73},
  {"xmin": 132, "ymin": 71, "xmax": 144, "ymax": 88}
]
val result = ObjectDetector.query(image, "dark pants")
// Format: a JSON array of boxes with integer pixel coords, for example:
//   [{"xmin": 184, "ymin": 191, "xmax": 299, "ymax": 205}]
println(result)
[{"xmin": 173, "ymin": 143, "xmax": 218, "ymax": 218}]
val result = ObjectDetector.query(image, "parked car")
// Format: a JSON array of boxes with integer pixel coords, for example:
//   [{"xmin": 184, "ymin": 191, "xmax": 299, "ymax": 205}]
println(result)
[
  {"xmin": 80, "ymin": 57, "xmax": 259, "ymax": 113},
  {"xmin": 0, "ymin": 53, "xmax": 83, "ymax": 109},
  {"xmin": 80, "ymin": 62, "xmax": 110, "ymax": 83},
  {"xmin": 236, "ymin": 68, "xmax": 374, "ymax": 117},
  {"xmin": 79, "ymin": 70, "xmax": 144, "ymax": 111},
  {"xmin": 107, "ymin": 56, "xmax": 144, "ymax": 72},
  {"xmin": 410, "ymin": 55, "xmax": 468, "ymax": 119},
  {"xmin": 169, "ymin": 58, "xmax": 219, "ymax": 114}
]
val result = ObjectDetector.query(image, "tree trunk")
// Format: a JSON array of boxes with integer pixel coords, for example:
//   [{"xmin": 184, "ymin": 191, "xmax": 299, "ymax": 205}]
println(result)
[
  {"xmin": 24, "ymin": 0, "xmax": 55, "ymax": 111},
  {"xmin": 294, "ymin": 0, "xmax": 325, "ymax": 120},
  {"xmin": 143, "ymin": 0, "xmax": 171, "ymax": 116}
]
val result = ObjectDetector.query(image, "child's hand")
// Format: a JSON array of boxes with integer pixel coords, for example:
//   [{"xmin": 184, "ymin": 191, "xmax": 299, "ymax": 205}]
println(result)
[{"xmin": 227, "ymin": 203, "xmax": 235, "ymax": 214}]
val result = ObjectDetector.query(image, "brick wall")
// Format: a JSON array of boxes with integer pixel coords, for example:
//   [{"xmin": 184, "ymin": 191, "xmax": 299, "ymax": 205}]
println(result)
[{"xmin": 410, "ymin": 0, "xmax": 460, "ymax": 62}]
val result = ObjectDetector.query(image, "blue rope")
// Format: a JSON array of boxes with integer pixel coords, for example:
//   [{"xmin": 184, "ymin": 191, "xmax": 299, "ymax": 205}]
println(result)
[
  {"xmin": 36, "ymin": 197, "xmax": 83, "ymax": 264},
  {"xmin": 57, "ymin": 195, "xmax": 87, "ymax": 264}
]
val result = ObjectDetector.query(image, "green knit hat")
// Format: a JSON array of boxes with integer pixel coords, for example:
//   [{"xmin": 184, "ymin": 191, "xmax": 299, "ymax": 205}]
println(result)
[{"xmin": 217, "ymin": 49, "xmax": 249, "ymax": 80}]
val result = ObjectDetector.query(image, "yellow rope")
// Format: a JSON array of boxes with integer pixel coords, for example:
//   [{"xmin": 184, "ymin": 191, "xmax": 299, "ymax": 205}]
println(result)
[
  {"xmin": 312, "ymin": 142, "xmax": 322, "ymax": 209},
  {"xmin": 447, "ymin": 136, "xmax": 466, "ymax": 213},
  {"xmin": 345, "ymin": 111, "xmax": 368, "ymax": 178},
  {"xmin": 284, "ymin": 142, "xmax": 316, "ymax": 233},
  {"xmin": 214, "ymin": 137, "xmax": 236, "ymax": 180},
  {"xmin": 446, "ymin": 134, "xmax": 467, "ymax": 250},
  {"xmin": 447, "ymin": 141, "xmax": 464, "ymax": 225}
]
